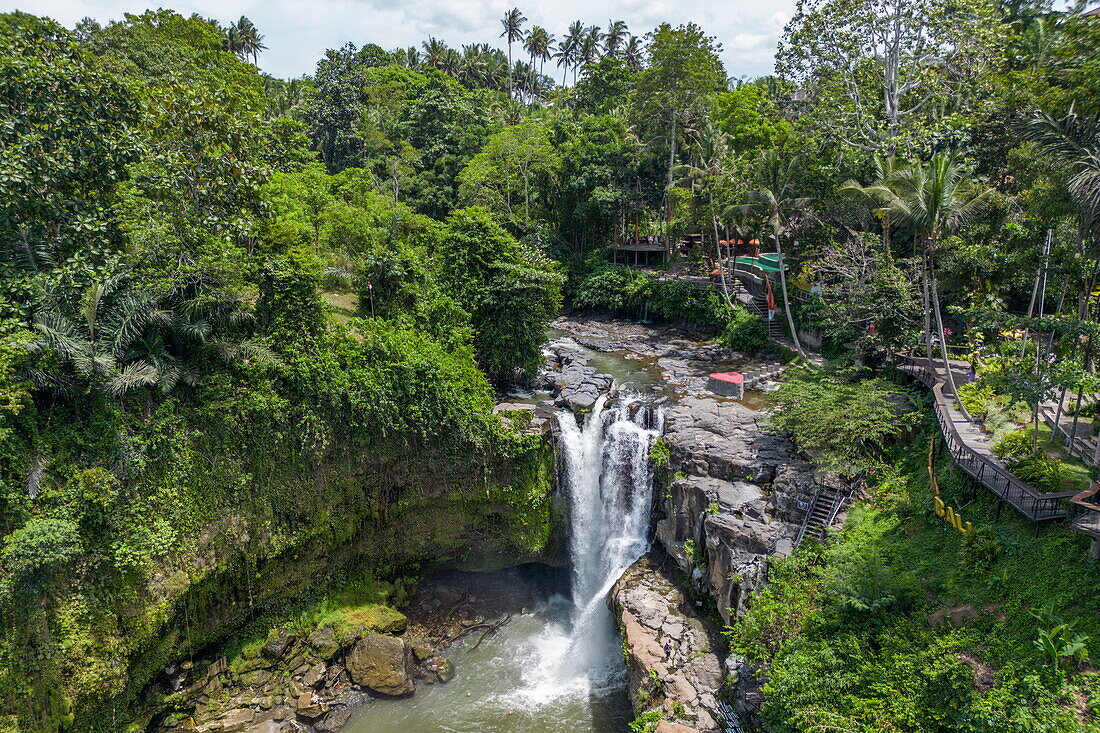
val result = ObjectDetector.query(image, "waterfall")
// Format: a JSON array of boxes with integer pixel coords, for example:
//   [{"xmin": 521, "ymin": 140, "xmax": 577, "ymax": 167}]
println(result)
[{"xmin": 519, "ymin": 391, "xmax": 663, "ymax": 700}]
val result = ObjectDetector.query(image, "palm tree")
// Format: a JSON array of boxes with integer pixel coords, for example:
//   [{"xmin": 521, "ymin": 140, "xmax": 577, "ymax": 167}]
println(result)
[
  {"xmin": 559, "ymin": 21, "xmax": 585, "ymax": 85},
  {"xmin": 603, "ymin": 20, "xmax": 629, "ymax": 57},
  {"xmin": 422, "ymin": 37, "xmax": 447, "ymax": 68},
  {"xmin": 671, "ymin": 120, "xmax": 735, "ymax": 306},
  {"xmin": 440, "ymin": 47, "xmax": 461, "ymax": 77},
  {"xmin": 838, "ymin": 154, "xmax": 902, "ymax": 264},
  {"xmin": 524, "ymin": 26, "xmax": 552, "ymax": 100},
  {"xmin": 231, "ymin": 17, "xmax": 266, "ymax": 64},
  {"xmin": 622, "ymin": 35, "xmax": 644, "ymax": 70},
  {"xmin": 731, "ymin": 150, "xmax": 814, "ymax": 358},
  {"xmin": 577, "ymin": 26, "xmax": 602, "ymax": 79},
  {"xmin": 24, "ymin": 278, "xmax": 273, "ymax": 399},
  {"xmin": 500, "ymin": 8, "xmax": 527, "ymax": 101},
  {"xmin": 883, "ymin": 152, "xmax": 995, "ymax": 406},
  {"xmin": 553, "ymin": 36, "xmax": 575, "ymax": 87},
  {"xmin": 1024, "ymin": 110, "xmax": 1100, "ymax": 244},
  {"xmin": 222, "ymin": 24, "xmax": 245, "ymax": 59}
]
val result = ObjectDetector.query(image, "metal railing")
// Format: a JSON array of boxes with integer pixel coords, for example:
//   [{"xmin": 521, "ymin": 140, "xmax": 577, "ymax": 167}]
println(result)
[{"xmin": 901, "ymin": 355, "xmax": 1075, "ymax": 522}]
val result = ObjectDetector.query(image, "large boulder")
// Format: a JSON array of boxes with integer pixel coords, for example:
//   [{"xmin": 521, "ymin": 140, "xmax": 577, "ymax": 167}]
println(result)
[
  {"xmin": 610, "ymin": 555, "xmax": 723, "ymax": 732},
  {"xmin": 344, "ymin": 635, "xmax": 416, "ymax": 696}
]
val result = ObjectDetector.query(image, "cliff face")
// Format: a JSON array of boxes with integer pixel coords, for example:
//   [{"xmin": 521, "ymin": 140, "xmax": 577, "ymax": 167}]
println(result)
[
  {"xmin": 610, "ymin": 555, "xmax": 724, "ymax": 732},
  {"xmin": 656, "ymin": 395, "xmax": 816, "ymax": 626}
]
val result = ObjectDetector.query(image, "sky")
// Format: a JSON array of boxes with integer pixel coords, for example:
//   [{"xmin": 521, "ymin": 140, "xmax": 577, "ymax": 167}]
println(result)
[{"xmin": 11, "ymin": 0, "xmax": 797, "ymax": 80}]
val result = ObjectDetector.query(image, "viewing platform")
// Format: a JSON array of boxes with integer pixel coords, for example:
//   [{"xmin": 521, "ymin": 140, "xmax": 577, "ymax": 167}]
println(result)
[{"xmin": 898, "ymin": 354, "xmax": 1076, "ymax": 524}]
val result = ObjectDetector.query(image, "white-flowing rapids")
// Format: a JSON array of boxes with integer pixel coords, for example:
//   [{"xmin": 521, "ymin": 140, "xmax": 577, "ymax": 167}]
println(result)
[{"xmin": 510, "ymin": 392, "xmax": 663, "ymax": 706}]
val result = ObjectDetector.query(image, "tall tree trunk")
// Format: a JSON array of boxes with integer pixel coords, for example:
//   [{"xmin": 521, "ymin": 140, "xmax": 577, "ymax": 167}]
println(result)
[
  {"xmin": 775, "ymin": 233, "xmax": 806, "ymax": 358},
  {"xmin": 667, "ymin": 112, "xmax": 677, "ymax": 191},
  {"xmin": 712, "ymin": 211, "xmax": 732, "ymax": 308},
  {"xmin": 922, "ymin": 249, "xmax": 934, "ymax": 367},
  {"xmin": 928, "ymin": 243, "xmax": 968, "ymax": 420},
  {"xmin": 882, "ymin": 213, "xmax": 892, "ymax": 266}
]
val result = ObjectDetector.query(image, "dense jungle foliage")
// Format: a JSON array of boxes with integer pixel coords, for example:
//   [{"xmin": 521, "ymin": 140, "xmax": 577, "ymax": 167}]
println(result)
[{"xmin": 1, "ymin": 0, "xmax": 1100, "ymax": 730}]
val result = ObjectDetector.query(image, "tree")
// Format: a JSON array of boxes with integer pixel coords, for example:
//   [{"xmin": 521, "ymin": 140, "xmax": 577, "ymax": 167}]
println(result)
[
  {"xmin": 438, "ymin": 207, "xmax": 563, "ymax": 383},
  {"xmin": 632, "ymin": 24, "xmax": 726, "ymax": 190},
  {"xmin": 603, "ymin": 20, "xmax": 629, "ymax": 57},
  {"xmin": 732, "ymin": 150, "xmax": 814, "ymax": 358},
  {"xmin": 671, "ymin": 120, "xmax": 736, "ymax": 306},
  {"xmin": 231, "ymin": 16, "xmax": 266, "ymax": 64},
  {"xmin": 499, "ymin": 8, "xmax": 527, "ymax": 101},
  {"xmin": 1024, "ymin": 111, "xmax": 1100, "ymax": 244},
  {"xmin": 767, "ymin": 367, "xmax": 917, "ymax": 470},
  {"xmin": 557, "ymin": 21, "xmax": 585, "ymax": 86},
  {"xmin": 457, "ymin": 122, "xmax": 562, "ymax": 230},
  {"xmin": 883, "ymin": 152, "xmax": 995, "ymax": 405},
  {"xmin": 622, "ymin": 35, "xmax": 644, "ymax": 70},
  {"xmin": 572, "ymin": 57, "xmax": 635, "ymax": 114},
  {"xmin": 0, "ymin": 13, "xmax": 140, "ymax": 329},
  {"xmin": 712, "ymin": 83, "xmax": 792, "ymax": 154},
  {"xmin": 777, "ymin": 0, "xmax": 1001, "ymax": 154},
  {"xmin": 524, "ymin": 26, "xmax": 553, "ymax": 101},
  {"xmin": 838, "ymin": 154, "xmax": 903, "ymax": 263}
]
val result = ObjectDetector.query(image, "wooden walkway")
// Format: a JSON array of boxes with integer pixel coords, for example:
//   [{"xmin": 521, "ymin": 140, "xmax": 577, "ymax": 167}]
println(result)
[{"xmin": 899, "ymin": 354, "xmax": 1076, "ymax": 523}]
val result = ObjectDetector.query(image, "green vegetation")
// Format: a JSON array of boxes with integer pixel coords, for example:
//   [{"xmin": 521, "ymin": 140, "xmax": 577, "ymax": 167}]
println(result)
[
  {"xmin": 4, "ymin": 0, "xmax": 1100, "ymax": 729},
  {"xmin": 729, "ymin": 439, "xmax": 1100, "ymax": 732},
  {"xmin": 766, "ymin": 368, "xmax": 918, "ymax": 471}
]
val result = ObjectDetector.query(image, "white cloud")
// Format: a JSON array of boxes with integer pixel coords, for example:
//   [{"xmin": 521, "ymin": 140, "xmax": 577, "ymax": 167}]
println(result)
[{"xmin": 9, "ymin": 0, "xmax": 798, "ymax": 79}]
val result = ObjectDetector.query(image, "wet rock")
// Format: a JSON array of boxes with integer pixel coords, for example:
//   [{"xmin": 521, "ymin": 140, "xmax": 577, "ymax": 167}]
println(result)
[
  {"xmin": 610, "ymin": 555, "xmax": 722, "ymax": 733},
  {"xmin": 344, "ymin": 635, "xmax": 416, "ymax": 696},
  {"xmin": 306, "ymin": 626, "xmax": 340, "ymax": 661},
  {"xmin": 420, "ymin": 655, "xmax": 455, "ymax": 684}
]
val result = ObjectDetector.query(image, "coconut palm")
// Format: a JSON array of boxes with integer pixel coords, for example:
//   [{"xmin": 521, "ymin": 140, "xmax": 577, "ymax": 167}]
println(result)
[
  {"xmin": 524, "ymin": 26, "xmax": 553, "ymax": 100},
  {"xmin": 730, "ymin": 150, "xmax": 814, "ymax": 358},
  {"xmin": 603, "ymin": 20, "xmax": 629, "ymax": 57},
  {"xmin": 882, "ymin": 152, "xmax": 995, "ymax": 405},
  {"xmin": 235, "ymin": 17, "xmax": 266, "ymax": 63},
  {"xmin": 558, "ymin": 21, "xmax": 585, "ymax": 85},
  {"xmin": 422, "ymin": 37, "xmax": 448, "ymax": 68},
  {"xmin": 222, "ymin": 24, "xmax": 245, "ymax": 58},
  {"xmin": 622, "ymin": 35, "xmax": 644, "ymax": 70},
  {"xmin": 500, "ymin": 8, "xmax": 527, "ymax": 100},
  {"xmin": 553, "ymin": 35, "xmax": 575, "ymax": 87},
  {"xmin": 577, "ymin": 26, "xmax": 602, "ymax": 79},
  {"xmin": 838, "ymin": 154, "xmax": 902, "ymax": 264}
]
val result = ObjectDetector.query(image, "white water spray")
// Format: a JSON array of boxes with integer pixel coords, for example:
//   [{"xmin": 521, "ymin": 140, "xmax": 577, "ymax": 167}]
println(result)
[{"xmin": 515, "ymin": 391, "xmax": 663, "ymax": 704}]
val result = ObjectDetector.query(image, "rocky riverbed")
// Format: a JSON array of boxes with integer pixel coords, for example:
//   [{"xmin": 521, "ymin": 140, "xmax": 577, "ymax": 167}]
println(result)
[{"xmin": 540, "ymin": 316, "xmax": 839, "ymax": 730}]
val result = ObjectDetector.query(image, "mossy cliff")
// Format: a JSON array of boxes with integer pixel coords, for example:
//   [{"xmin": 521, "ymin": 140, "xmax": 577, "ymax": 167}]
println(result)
[{"xmin": 0, "ymin": 321, "xmax": 560, "ymax": 733}]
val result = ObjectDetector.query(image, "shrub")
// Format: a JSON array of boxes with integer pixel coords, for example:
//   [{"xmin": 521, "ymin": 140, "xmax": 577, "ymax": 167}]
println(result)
[
  {"xmin": 766, "ymin": 368, "xmax": 917, "ymax": 470},
  {"xmin": 957, "ymin": 382, "xmax": 996, "ymax": 420},
  {"xmin": 960, "ymin": 526, "xmax": 1003, "ymax": 573},
  {"xmin": 1007, "ymin": 453, "xmax": 1066, "ymax": 493},
  {"xmin": 1, "ymin": 518, "xmax": 82, "ymax": 592},
  {"xmin": 992, "ymin": 429, "xmax": 1031, "ymax": 462},
  {"xmin": 572, "ymin": 267, "xmax": 650, "ymax": 314},
  {"xmin": 718, "ymin": 308, "xmax": 771, "ymax": 355}
]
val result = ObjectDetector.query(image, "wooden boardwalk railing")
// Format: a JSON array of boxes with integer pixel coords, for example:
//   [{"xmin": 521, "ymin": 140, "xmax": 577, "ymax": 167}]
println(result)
[{"xmin": 900, "ymin": 354, "xmax": 1075, "ymax": 523}]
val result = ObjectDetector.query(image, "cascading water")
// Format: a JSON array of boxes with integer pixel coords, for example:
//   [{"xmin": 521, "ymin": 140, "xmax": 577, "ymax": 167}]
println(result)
[
  {"xmin": 347, "ymin": 386, "xmax": 663, "ymax": 732},
  {"xmin": 517, "ymin": 392, "xmax": 664, "ymax": 702}
]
